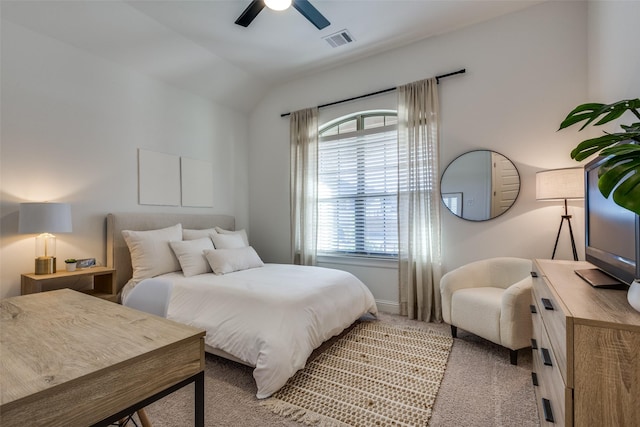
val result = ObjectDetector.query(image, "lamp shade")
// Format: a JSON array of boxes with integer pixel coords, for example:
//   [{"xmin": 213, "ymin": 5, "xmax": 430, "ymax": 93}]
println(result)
[
  {"xmin": 19, "ymin": 203, "xmax": 72, "ymax": 234},
  {"xmin": 536, "ymin": 168, "xmax": 584, "ymax": 201}
]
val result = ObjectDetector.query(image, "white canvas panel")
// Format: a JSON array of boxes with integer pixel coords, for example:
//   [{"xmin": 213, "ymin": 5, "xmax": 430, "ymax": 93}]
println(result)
[
  {"xmin": 138, "ymin": 149, "xmax": 180, "ymax": 206},
  {"xmin": 181, "ymin": 157, "xmax": 213, "ymax": 207}
]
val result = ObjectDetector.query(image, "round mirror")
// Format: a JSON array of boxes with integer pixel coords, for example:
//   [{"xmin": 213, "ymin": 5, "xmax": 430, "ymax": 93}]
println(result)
[{"xmin": 440, "ymin": 150, "xmax": 520, "ymax": 221}]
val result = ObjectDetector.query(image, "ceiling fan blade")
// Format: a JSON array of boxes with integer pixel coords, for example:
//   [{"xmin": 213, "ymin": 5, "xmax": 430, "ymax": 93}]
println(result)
[
  {"xmin": 292, "ymin": 0, "xmax": 330, "ymax": 30},
  {"xmin": 235, "ymin": 0, "xmax": 266, "ymax": 27}
]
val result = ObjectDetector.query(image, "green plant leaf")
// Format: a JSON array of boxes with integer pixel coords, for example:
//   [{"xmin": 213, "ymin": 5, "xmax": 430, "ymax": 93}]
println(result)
[
  {"xmin": 611, "ymin": 171, "xmax": 640, "ymax": 215},
  {"xmin": 559, "ymin": 99, "xmax": 640, "ymax": 131},
  {"xmin": 561, "ymin": 98, "xmax": 640, "ymax": 216},
  {"xmin": 620, "ymin": 122, "xmax": 640, "ymax": 141},
  {"xmin": 594, "ymin": 107, "xmax": 628, "ymax": 126},
  {"xmin": 600, "ymin": 143, "xmax": 640, "ymax": 157},
  {"xmin": 570, "ymin": 133, "xmax": 631, "ymax": 161},
  {"xmin": 558, "ymin": 103, "xmax": 604, "ymax": 130},
  {"xmin": 593, "ymin": 99, "xmax": 640, "ymax": 127},
  {"xmin": 597, "ymin": 157, "xmax": 640, "ymax": 215}
]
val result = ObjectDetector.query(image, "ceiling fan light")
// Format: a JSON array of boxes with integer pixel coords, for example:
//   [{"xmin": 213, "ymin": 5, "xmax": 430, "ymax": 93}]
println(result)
[{"xmin": 264, "ymin": 0, "xmax": 292, "ymax": 11}]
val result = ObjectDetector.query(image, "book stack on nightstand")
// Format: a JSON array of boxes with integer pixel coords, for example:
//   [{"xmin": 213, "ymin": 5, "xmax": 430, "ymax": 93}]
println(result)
[{"xmin": 21, "ymin": 266, "xmax": 117, "ymax": 302}]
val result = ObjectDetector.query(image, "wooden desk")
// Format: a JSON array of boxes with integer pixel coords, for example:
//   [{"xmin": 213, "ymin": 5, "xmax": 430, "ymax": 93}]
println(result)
[{"xmin": 0, "ymin": 289, "xmax": 205, "ymax": 426}]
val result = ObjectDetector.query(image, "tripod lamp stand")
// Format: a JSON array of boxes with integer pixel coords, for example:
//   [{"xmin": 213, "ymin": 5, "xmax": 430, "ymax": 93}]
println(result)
[{"xmin": 536, "ymin": 168, "xmax": 584, "ymax": 261}]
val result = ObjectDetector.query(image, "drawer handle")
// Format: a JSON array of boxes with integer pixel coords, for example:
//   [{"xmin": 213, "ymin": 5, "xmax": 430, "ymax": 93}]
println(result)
[
  {"xmin": 531, "ymin": 338, "xmax": 538, "ymax": 350},
  {"xmin": 541, "ymin": 298, "xmax": 555, "ymax": 311},
  {"xmin": 531, "ymin": 372, "xmax": 538, "ymax": 387},
  {"xmin": 542, "ymin": 398, "xmax": 555, "ymax": 423},
  {"xmin": 541, "ymin": 348, "xmax": 553, "ymax": 366},
  {"xmin": 530, "ymin": 304, "xmax": 537, "ymax": 314},
  {"xmin": 530, "ymin": 271, "xmax": 538, "ymax": 278}
]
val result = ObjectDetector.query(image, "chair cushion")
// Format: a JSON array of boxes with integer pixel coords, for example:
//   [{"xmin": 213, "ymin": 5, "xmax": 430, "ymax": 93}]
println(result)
[{"xmin": 451, "ymin": 287, "xmax": 503, "ymax": 345}]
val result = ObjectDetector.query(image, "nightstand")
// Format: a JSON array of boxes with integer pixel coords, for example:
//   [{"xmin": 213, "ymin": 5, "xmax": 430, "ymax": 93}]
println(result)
[{"xmin": 21, "ymin": 266, "xmax": 118, "ymax": 302}]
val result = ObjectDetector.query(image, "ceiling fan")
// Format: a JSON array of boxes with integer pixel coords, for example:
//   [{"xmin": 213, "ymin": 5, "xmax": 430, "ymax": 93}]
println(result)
[{"xmin": 235, "ymin": 0, "xmax": 330, "ymax": 30}]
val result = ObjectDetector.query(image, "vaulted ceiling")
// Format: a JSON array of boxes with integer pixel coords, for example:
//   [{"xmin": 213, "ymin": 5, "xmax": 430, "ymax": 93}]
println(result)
[{"xmin": 2, "ymin": 0, "xmax": 542, "ymax": 112}]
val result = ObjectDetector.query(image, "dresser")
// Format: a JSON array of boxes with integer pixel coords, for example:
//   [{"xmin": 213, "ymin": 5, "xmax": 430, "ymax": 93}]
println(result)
[{"xmin": 530, "ymin": 259, "xmax": 640, "ymax": 426}]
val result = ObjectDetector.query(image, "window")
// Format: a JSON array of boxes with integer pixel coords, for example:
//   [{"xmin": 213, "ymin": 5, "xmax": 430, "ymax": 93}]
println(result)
[
  {"xmin": 318, "ymin": 111, "xmax": 398, "ymax": 257},
  {"xmin": 442, "ymin": 192, "xmax": 462, "ymax": 217}
]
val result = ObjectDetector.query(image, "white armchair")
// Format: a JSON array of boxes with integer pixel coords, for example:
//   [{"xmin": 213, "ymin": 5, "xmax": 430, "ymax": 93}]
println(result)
[{"xmin": 440, "ymin": 257, "xmax": 533, "ymax": 365}]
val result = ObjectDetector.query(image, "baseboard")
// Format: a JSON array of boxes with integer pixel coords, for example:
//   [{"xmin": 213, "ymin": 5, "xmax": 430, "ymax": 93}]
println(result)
[{"xmin": 375, "ymin": 299, "xmax": 400, "ymax": 315}]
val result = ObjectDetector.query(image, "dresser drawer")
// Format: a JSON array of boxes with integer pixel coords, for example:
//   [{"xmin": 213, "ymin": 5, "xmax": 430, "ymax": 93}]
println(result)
[
  {"xmin": 532, "ymin": 274, "xmax": 568, "ymax": 384},
  {"xmin": 531, "ymin": 259, "xmax": 640, "ymax": 427},
  {"xmin": 531, "ymin": 305, "xmax": 570, "ymax": 426}
]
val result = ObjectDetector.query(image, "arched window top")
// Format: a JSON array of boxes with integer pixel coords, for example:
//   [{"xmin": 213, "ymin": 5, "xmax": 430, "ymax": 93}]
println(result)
[
  {"xmin": 317, "ymin": 109, "xmax": 399, "ymax": 257},
  {"xmin": 319, "ymin": 110, "xmax": 397, "ymax": 137}
]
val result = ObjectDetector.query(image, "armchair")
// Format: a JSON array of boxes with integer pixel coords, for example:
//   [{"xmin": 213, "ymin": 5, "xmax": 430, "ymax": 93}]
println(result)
[{"xmin": 440, "ymin": 257, "xmax": 533, "ymax": 365}]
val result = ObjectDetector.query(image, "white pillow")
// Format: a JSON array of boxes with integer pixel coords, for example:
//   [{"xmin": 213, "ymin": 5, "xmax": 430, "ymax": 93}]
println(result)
[
  {"xmin": 122, "ymin": 224, "xmax": 183, "ymax": 282},
  {"xmin": 169, "ymin": 237, "xmax": 214, "ymax": 277},
  {"xmin": 214, "ymin": 227, "xmax": 249, "ymax": 246},
  {"xmin": 204, "ymin": 247, "xmax": 264, "ymax": 275},
  {"xmin": 183, "ymin": 228, "xmax": 216, "ymax": 241},
  {"xmin": 210, "ymin": 232, "xmax": 247, "ymax": 249}
]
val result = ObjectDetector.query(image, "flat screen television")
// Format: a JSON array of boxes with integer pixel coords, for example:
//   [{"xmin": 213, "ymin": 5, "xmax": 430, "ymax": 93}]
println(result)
[{"xmin": 582, "ymin": 155, "xmax": 640, "ymax": 286}]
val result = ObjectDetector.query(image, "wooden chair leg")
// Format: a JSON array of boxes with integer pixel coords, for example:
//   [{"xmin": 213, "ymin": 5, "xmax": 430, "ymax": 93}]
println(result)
[
  {"xmin": 451, "ymin": 325, "xmax": 457, "ymax": 338},
  {"xmin": 510, "ymin": 349, "xmax": 518, "ymax": 365},
  {"xmin": 137, "ymin": 409, "xmax": 152, "ymax": 427}
]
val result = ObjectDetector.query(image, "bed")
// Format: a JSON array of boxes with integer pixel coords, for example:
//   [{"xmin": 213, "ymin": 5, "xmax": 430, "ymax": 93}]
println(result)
[{"xmin": 106, "ymin": 213, "xmax": 378, "ymax": 399}]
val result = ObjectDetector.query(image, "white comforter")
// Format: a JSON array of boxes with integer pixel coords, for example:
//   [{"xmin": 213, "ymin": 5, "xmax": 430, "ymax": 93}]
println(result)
[{"xmin": 160, "ymin": 264, "xmax": 377, "ymax": 398}]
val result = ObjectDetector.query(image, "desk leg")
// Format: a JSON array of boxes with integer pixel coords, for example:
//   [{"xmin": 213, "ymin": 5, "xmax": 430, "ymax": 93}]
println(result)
[{"xmin": 195, "ymin": 370, "xmax": 204, "ymax": 427}]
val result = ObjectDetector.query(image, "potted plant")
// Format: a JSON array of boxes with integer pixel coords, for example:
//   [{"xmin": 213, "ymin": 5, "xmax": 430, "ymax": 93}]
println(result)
[
  {"xmin": 559, "ymin": 98, "xmax": 640, "ymax": 312},
  {"xmin": 65, "ymin": 258, "xmax": 77, "ymax": 272},
  {"xmin": 559, "ymin": 98, "xmax": 640, "ymax": 214}
]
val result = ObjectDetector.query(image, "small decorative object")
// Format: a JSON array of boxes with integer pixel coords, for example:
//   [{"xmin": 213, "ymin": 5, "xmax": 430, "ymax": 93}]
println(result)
[
  {"xmin": 628, "ymin": 280, "xmax": 640, "ymax": 313},
  {"xmin": 76, "ymin": 258, "xmax": 96, "ymax": 269},
  {"xmin": 65, "ymin": 259, "xmax": 77, "ymax": 272}
]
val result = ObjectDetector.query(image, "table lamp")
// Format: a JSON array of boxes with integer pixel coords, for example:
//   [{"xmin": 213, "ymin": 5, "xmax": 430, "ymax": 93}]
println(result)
[
  {"xmin": 536, "ymin": 168, "xmax": 584, "ymax": 261},
  {"xmin": 19, "ymin": 202, "xmax": 72, "ymax": 274}
]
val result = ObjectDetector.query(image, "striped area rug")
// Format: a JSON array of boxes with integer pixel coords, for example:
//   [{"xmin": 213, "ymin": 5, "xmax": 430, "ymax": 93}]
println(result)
[{"xmin": 262, "ymin": 321, "xmax": 453, "ymax": 427}]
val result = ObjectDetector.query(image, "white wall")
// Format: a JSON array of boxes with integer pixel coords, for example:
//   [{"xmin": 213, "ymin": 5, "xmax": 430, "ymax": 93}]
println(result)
[
  {"xmin": 248, "ymin": 1, "xmax": 589, "ymax": 311},
  {"xmin": 0, "ymin": 21, "xmax": 249, "ymax": 299},
  {"xmin": 587, "ymin": 1, "xmax": 640, "ymax": 101}
]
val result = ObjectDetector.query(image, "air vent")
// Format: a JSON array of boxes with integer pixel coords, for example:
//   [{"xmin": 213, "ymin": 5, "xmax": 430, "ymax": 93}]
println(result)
[{"xmin": 323, "ymin": 29, "xmax": 354, "ymax": 48}]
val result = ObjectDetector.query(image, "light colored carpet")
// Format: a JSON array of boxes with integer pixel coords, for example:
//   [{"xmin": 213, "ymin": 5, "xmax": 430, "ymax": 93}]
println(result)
[
  {"xmin": 262, "ymin": 321, "xmax": 453, "ymax": 426},
  {"xmin": 139, "ymin": 313, "xmax": 539, "ymax": 426}
]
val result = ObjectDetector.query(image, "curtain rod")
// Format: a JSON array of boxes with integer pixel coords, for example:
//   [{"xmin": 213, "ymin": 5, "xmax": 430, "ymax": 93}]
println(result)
[{"xmin": 280, "ymin": 68, "xmax": 466, "ymax": 118}]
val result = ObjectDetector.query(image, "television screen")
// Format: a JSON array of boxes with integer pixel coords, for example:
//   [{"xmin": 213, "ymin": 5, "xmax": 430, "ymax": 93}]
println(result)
[{"xmin": 584, "ymin": 156, "xmax": 639, "ymax": 285}]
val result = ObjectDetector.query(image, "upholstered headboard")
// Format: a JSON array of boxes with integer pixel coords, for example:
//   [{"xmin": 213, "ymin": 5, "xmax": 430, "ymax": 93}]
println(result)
[{"xmin": 106, "ymin": 212, "xmax": 235, "ymax": 294}]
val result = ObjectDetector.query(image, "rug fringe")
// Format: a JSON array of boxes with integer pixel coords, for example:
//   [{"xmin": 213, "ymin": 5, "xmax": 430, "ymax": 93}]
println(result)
[{"xmin": 261, "ymin": 397, "xmax": 349, "ymax": 427}]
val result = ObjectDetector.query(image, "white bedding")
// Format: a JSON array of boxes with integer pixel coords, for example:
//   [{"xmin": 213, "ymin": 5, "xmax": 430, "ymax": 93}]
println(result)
[{"xmin": 136, "ymin": 264, "xmax": 377, "ymax": 398}]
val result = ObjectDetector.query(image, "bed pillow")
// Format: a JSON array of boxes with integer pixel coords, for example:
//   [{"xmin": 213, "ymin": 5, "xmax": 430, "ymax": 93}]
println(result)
[
  {"xmin": 210, "ymin": 232, "xmax": 247, "ymax": 249},
  {"xmin": 214, "ymin": 227, "xmax": 249, "ymax": 246},
  {"xmin": 204, "ymin": 247, "xmax": 264, "ymax": 275},
  {"xmin": 182, "ymin": 228, "xmax": 216, "ymax": 241},
  {"xmin": 122, "ymin": 224, "xmax": 183, "ymax": 281},
  {"xmin": 169, "ymin": 237, "xmax": 214, "ymax": 277}
]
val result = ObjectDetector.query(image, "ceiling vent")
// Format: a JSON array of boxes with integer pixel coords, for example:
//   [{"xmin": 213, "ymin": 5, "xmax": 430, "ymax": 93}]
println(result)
[{"xmin": 323, "ymin": 29, "xmax": 354, "ymax": 48}]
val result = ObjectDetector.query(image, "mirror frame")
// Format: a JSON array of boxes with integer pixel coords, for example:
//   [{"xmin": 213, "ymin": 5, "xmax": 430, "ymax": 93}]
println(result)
[{"xmin": 440, "ymin": 150, "xmax": 521, "ymax": 221}]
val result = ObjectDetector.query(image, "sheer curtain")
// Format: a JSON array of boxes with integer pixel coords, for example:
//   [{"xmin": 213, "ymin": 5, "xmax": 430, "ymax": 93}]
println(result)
[
  {"xmin": 397, "ymin": 78, "xmax": 443, "ymax": 322},
  {"xmin": 290, "ymin": 107, "xmax": 319, "ymax": 265}
]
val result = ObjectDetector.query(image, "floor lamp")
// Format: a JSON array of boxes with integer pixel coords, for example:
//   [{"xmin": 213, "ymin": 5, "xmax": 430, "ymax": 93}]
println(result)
[{"xmin": 536, "ymin": 168, "xmax": 584, "ymax": 261}]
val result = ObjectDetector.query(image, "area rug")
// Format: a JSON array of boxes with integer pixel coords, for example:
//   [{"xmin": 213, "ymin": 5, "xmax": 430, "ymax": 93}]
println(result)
[{"xmin": 262, "ymin": 321, "xmax": 453, "ymax": 427}]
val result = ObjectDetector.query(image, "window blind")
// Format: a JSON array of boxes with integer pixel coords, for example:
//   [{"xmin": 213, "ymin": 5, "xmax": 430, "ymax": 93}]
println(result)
[{"xmin": 318, "ymin": 125, "xmax": 399, "ymax": 256}]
